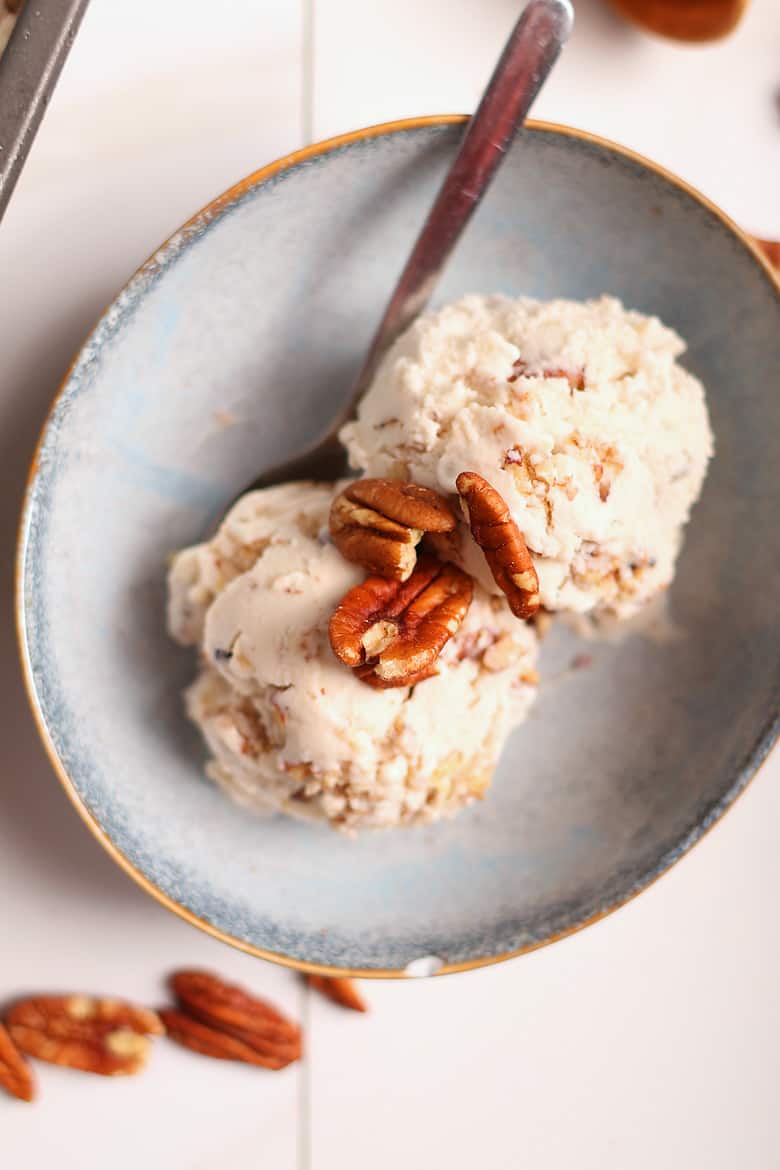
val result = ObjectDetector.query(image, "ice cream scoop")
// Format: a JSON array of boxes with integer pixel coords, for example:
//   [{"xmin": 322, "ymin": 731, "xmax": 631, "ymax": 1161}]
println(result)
[
  {"xmin": 342, "ymin": 294, "xmax": 714, "ymax": 618},
  {"xmin": 168, "ymin": 482, "xmax": 539, "ymax": 831}
]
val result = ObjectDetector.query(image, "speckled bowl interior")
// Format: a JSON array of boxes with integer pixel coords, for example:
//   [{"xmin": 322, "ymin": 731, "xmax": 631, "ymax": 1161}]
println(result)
[{"xmin": 18, "ymin": 119, "xmax": 780, "ymax": 974}]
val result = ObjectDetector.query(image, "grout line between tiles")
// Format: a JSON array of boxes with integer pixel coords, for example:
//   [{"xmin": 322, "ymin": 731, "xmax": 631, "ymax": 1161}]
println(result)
[
  {"xmin": 301, "ymin": 0, "xmax": 315, "ymax": 145},
  {"xmin": 297, "ymin": 978, "xmax": 313, "ymax": 1170}
]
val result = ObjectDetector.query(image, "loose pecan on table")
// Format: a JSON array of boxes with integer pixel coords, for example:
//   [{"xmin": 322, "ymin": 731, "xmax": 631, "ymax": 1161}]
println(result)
[
  {"xmin": 159, "ymin": 1009, "xmax": 296, "ymax": 1070},
  {"xmin": 455, "ymin": 471, "xmax": 540, "ymax": 620},
  {"xmin": 169, "ymin": 970, "xmax": 301, "ymax": 1065},
  {"xmin": 6, "ymin": 995, "xmax": 163, "ymax": 1077},
  {"xmin": 329, "ymin": 478, "xmax": 457, "ymax": 582},
  {"xmin": 0, "ymin": 1021, "xmax": 35, "ymax": 1102},
  {"xmin": 329, "ymin": 555, "xmax": 473, "ymax": 688},
  {"xmin": 306, "ymin": 975, "xmax": 367, "ymax": 1013}
]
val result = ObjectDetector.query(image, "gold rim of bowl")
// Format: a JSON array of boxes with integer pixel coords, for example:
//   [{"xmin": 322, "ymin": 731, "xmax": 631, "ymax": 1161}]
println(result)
[{"xmin": 15, "ymin": 115, "xmax": 780, "ymax": 978}]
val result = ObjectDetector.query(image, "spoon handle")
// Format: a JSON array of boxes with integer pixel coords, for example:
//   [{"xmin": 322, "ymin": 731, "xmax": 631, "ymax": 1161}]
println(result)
[{"xmin": 345, "ymin": 0, "xmax": 573, "ymax": 413}]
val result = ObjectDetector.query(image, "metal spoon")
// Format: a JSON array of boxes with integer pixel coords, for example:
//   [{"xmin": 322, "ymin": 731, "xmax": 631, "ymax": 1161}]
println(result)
[
  {"xmin": 243, "ymin": 0, "xmax": 573, "ymax": 495},
  {"xmin": 0, "ymin": 0, "xmax": 91, "ymax": 224}
]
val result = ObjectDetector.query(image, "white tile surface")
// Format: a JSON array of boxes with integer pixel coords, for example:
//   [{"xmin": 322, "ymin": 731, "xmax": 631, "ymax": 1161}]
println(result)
[
  {"xmin": 313, "ymin": 0, "xmax": 780, "ymax": 232},
  {"xmin": 1, "ymin": 2, "xmax": 304, "ymax": 1165},
  {"xmin": 1, "ymin": 1, "xmax": 778, "ymax": 1166},
  {"xmin": 2, "ymin": 899, "xmax": 302, "ymax": 1169},
  {"xmin": 309, "ymin": 767, "xmax": 780, "ymax": 1169}
]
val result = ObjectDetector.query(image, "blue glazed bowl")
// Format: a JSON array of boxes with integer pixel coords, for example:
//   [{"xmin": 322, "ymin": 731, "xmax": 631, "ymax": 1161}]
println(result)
[{"xmin": 17, "ymin": 118, "xmax": 780, "ymax": 975}]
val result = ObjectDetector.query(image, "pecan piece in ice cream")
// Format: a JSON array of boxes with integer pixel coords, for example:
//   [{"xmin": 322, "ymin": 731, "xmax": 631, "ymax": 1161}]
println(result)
[
  {"xmin": 329, "ymin": 478, "xmax": 456, "ymax": 581},
  {"xmin": 456, "ymin": 472, "xmax": 540, "ymax": 620},
  {"xmin": 329, "ymin": 556, "xmax": 473, "ymax": 687},
  {"xmin": 508, "ymin": 356, "xmax": 585, "ymax": 389}
]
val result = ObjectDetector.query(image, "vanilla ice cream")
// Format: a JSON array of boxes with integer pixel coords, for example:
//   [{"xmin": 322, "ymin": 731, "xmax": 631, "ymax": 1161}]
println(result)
[
  {"xmin": 168, "ymin": 481, "xmax": 538, "ymax": 831},
  {"xmin": 341, "ymin": 294, "xmax": 713, "ymax": 618}
]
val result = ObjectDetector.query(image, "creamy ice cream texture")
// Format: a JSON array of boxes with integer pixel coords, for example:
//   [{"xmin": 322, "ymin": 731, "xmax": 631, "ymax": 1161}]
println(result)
[
  {"xmin": 168, "ymin": 481, "xmax": 538, "ymax": 831},
  {"xmin": 169, "ymin": 294, "xmax": 714, "ymax": 830},
  {"xmin": 342, "ymin": 294, "xmax": 714, "ymax": 618}
]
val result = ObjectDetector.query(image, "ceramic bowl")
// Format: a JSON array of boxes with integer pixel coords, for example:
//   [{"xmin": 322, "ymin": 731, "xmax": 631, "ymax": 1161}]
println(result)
[{"xmin": 17, "ymin": 117, "xmax": 780, "ymax": 975}]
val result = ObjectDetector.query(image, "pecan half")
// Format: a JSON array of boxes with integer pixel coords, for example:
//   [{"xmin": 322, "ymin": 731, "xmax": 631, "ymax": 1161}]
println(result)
[
  {"xmin": 0, "ymin": 1022, "xmax": 35, "ymax": 1102},
  {"xmin": 159, "ymin": 1009, "xmax": 295, "ymax": 1070},
  {"xmin": 170, "ymin": 970, "xmax": 301, "ymax": 1061},
  {"xmin": 6, "ymin": 996, "xmax": 161, "ymax": 1077},
  {"xmin": 456, "ymin": 472, "xmax": 540, "ymax": 620},
  {"xmin": 329, "ymin": 556, "xmax": 473, "ymax": 687},
  {"xmin": 306, "ymin": 975, "xmax": 367, "ymax": 1013},
  {"xmin": 329, "ymin": 478, "xmax": 456, "ymax": 581}
]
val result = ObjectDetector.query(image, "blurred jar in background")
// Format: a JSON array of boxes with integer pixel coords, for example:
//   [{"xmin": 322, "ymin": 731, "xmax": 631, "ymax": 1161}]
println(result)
[{"xmin": 605, "ymin": 0, "xmax": 750, "ymax": 42}]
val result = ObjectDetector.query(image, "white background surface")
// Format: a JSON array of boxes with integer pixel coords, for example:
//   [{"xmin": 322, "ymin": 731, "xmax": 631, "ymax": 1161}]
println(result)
[{"xmin": 1, "ymin": 1, "xmax": 778, "ymax": 1166}]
